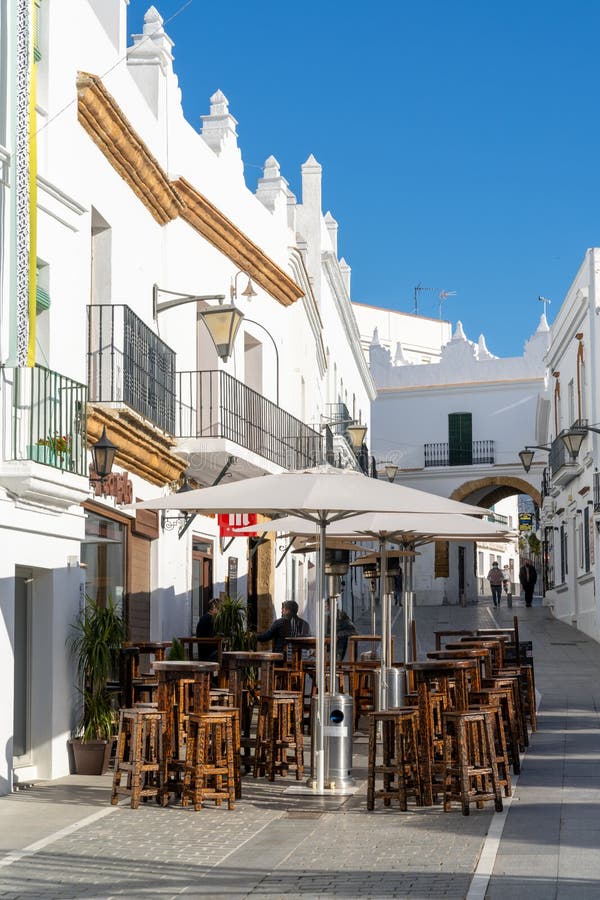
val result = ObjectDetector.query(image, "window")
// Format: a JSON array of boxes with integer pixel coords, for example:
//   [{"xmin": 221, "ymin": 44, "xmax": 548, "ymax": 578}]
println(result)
[
  {"xmin": 82, "ymin": 512, "xmax": 126, "ymax": 615},
  {"xmin": 584, "ymin": 507, "xmax": 591, "ymax": 573},
  {"xmin": 478, "ymin": 551, "xmax": 484, "ymax": 575},
  {"xmin": 568, "ymin": 380, "xmax": 575, "ymax": 427},
  {"xmin": 448, "ymin": 413, "xmax": 472, "ymax": 466}
]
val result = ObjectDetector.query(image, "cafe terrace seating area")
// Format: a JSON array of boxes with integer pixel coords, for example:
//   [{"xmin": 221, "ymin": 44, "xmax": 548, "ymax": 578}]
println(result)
[{"xmin": 110, "ymin": 617, "xmax": 535, "ymax": 817}]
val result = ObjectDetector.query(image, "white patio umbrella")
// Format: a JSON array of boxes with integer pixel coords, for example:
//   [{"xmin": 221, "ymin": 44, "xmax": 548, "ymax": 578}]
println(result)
[
  {"xmin": 236, "ymin": 511, "xmax": 512, "ymax": 708},
  {"xmin": 131, "ymin": 465, "xmax": 484, "ymax": 792}
]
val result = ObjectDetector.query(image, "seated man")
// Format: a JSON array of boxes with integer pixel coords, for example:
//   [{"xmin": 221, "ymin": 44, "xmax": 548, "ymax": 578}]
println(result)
[
  {"xmin": 195, "ymin": 599, "xmax": 219, "ymax": 660},
  {"xmin": 256, "ymin": 600, "xmax": 310, "ymax": 653}
]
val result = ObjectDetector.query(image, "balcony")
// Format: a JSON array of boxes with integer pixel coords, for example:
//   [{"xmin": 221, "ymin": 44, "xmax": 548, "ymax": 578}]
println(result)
[
  {"xmin": 176, "ymin": 370, "xmax": 324, "ymax": 477},
  {"xmin": 424, "ymin": 440, "xmax": 495, "ymax": 468},
  {"xmin": 0, "ymin": 365, "xmax": 89, "ymax": 510},
  {"xmin": 549, "ymin": 433, "xmax": 580, "ymax": 487},
  {"xmin": 87, "ymin": 304, "xmax": 176, "ymax": 434},
  {"xmin": 6, "ymin": 365, "xmax": 87, "ymax": 473}
]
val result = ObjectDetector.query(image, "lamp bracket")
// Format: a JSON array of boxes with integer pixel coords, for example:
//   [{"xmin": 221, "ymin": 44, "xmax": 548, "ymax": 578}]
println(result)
[{"xmin": 153, "ymin": 284, "xmax": 226, "ymax": 318}]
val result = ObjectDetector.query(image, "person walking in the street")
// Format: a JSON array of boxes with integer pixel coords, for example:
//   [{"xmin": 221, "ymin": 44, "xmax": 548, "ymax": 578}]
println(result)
[
  {"xmin": 519, "ymin": 558, "xmax": 538, "ymax": 607},
  {"xmin": 487, "ymin": 561, "xmax": 504, "ymax": 607}
]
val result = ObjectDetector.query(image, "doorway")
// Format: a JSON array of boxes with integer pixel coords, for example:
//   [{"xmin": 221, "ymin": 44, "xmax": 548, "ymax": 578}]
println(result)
[
  {"xmin": 191, "ymin": 537, "xmax": 213, "ymax": 632},
  {"xmin": 13, "ymin": 572, "xmax": 33, "ymax": 767}
]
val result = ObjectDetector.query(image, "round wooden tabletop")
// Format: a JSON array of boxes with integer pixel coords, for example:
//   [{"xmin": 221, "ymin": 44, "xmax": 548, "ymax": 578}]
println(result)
[{"xmin": 152, "ymin": 660, "xmax": 219, "ymax": 672}]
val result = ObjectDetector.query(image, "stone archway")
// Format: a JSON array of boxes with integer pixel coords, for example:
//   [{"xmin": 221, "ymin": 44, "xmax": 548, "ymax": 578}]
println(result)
[
  {"xmin": 434, "ymin": 475, "xmax": 540, "ymax": 580},
  {"xmin": 451, "ymin": 475, "xmax": 541, "ymax": 509}
]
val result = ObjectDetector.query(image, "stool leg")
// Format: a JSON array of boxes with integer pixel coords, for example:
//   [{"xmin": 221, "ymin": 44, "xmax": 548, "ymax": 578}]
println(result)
[
  {"xmin": 111, "ymin": 714, "xmax": 126, "ymax": 805},
  {"xmin": 367, "ymin": 716, "xmax": 376, "ymax": 811},
  {"xmin": 483, "ymin": 714, "xmax": 503, "ymax": 813}
]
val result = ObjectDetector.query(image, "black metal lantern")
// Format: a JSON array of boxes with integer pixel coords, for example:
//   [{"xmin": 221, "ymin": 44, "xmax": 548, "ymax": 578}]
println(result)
[{"xmin": 91, "ymin": 426, "xmax": 117, "ymax": 482}]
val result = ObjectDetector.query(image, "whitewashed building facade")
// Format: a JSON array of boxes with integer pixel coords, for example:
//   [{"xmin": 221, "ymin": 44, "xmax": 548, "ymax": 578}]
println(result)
[
  {"xmin": 537, "ymin": 249, "xmax": 600, "ymax": 643},
  {"xmin": 0, "ymin": 2, "xmax": 374, "ymax": 792},
  {"xmin": 360, "ymin": 306, "xmax": 549, "ymax": 604}
]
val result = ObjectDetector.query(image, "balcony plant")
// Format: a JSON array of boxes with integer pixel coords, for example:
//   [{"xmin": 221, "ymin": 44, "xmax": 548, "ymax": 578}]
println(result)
[
  {"xmin": 67, "ymin": 597, "xmax": 126, "ymax": 775},
  {"xmin": 37, "ymin": 433, "xmax": 72, "ymax": 456}
]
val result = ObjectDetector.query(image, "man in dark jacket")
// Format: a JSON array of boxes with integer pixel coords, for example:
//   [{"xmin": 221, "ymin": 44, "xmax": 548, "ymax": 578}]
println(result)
[
  {"xmin": 519, "ymin": 559, "xmax": 537, "ymax": 607},
  {"xmin": 256, "ymin": 600, "xmax": 310, "ymax": 653},
  {"xmin": 195, "ymin": 599, "xmax": 219, "ymax": 660}
]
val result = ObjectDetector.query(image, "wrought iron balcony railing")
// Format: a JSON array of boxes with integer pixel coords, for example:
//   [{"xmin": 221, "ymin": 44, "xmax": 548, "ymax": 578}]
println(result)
[
  {"xmin": 7, "ymin": 365, "xmax": 87, "ymax": 474},
  {"xmin": 424, "ymin": 440, "xmax": 495, "ymax": 467},
  {"xmin": 176, "ymin": 370, "xmax": 324, "ymax": 470},
  {"xmin": 549, "ymin": 435, "xmax": 569, "ymax": 476},
  {"xmin": 87, "ymin": 304, "xmax": 176, "ymax": 434},
  {"xmin": 325, "ymin": 401, "xmax": 352, "ymax": 435}
]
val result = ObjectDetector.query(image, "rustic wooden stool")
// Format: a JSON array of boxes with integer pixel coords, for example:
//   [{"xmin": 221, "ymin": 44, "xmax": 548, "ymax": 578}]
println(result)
[
  {"xmin": 442, "ymin": 709, "xmax": 503, "ymax": 816},
  {"xmin": 182, "ymin": 708, "xmax": 237, "ymax": 810},
  {"xmin": 367, "ymin": 708, "xmax": 422, "ymax": 811},
  {"xmin": 111, "ymin": 707, "xmax": 164, "ymax": 809},
  {"xmin": 470, "ymin": 686, "xmax": 521, "ymax": 775},
  {"xmin": 254, "ymin": 692, "xmax": 304, "ymax": 781},
  {"xmin": 496, "ymin": 665, "xmax": 537, "ymax": 733},
  {"xmin": 209, "ymin": 688, "xmax": 236, "ymax": 707},
  {"xmin": 468, "ymin": 699, "xmax": 512, "ymax": 797},
  {"xmin": 484, "ymin": 673, "xmax": 528, "ymax": 750}
]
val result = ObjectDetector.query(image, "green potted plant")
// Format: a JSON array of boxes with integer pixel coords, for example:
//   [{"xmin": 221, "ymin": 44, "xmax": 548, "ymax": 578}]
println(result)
[
  {"xmin": 67, "ymin": 597, "xmax": 126, "ymax": 775},
  {"xmin": 213, "ymin": 595, "xmax": 255, "ymax": 652}
]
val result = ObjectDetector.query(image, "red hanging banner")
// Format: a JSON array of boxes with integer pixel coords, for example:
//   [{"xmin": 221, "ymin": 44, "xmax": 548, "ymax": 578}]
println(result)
[{"xmin": 218, "ymin": 513, "xmax": 258, "ymax": 538}]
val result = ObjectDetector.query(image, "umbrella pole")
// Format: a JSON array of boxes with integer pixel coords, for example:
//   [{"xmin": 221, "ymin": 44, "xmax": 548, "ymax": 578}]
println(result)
[
  {"xmin": 378, "ymin": 538, "xmax": 389, "ymax": 711},
  {"xmin": 315, "ymin": 517, "xmax": 326, "ymax": 793}
]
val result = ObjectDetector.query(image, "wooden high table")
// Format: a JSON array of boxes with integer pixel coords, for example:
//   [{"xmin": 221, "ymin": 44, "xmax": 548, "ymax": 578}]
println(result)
[
  {"xmin": 220, "ymin": 651, "xmax": 283, "ymax": 769},
  {"xmin": 405, "ymin": 658, "xmax": 479, "ymax": 805},
  {"xmin": 152, "ymin": 660, "xmax": 219, "ymax": 802}
]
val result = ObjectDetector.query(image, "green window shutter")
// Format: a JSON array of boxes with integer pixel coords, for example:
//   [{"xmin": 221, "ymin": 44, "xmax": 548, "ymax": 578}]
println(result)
[
  {"xmin": 36, "ymin": 285, "xmax": 50, "ymax": 312},
  {"xmin": 33, "ymin": 1, "xmax": 42, "ymax": 62},
  {"xmin": 448, "ymin": 413, "xmax": 472, "ymax": 466}
]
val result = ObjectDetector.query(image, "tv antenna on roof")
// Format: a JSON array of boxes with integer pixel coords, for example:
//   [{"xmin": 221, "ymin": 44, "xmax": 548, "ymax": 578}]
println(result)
[
  {"xmin": 438, "ymin": 290, "xmax": 457, "ymax": 319},
  {"xmin": 538, "ymin": 296, "xmax": 551, "ymax": 318}
]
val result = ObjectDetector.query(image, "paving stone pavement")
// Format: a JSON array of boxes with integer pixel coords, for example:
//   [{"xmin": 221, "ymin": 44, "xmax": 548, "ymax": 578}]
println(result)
[{"xmin": 1, "ymin": 596, "xmax": 598, "ymax": 899}]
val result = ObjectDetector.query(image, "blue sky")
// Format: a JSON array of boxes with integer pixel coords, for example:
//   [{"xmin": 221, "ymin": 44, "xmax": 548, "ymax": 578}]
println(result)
[{"xmin": 127, "ymin": 0, "xmax": 600, "ymax": 357}]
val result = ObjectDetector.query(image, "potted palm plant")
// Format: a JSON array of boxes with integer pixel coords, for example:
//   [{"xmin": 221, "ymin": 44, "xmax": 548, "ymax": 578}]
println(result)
[{"xmin": 68, "ymin": 597, "xmax": 126, "ymax": 775}]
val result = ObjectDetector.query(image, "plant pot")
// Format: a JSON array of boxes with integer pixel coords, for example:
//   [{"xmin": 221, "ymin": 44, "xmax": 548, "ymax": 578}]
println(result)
[
  {"xmin": 69, "ymin": 738, "xmax": 113, "ymax": 775},
  {"xmin": 28, "ymin": 444, "xmax": 57, "ymax": 466}
]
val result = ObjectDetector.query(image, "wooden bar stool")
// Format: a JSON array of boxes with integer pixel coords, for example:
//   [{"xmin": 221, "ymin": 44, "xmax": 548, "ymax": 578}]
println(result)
[
  {"xmin": 468, "ymin": 697, "xmax": 512, "ymax": 797},
  {"xmin": 495, "ymin": 664, "xmax": 537, "ymax": 733},
  {"xmin": 111, "ymin": 707, "xmax": 164, "ymax": 809},
  {"xmin": 442, "ymin": 709, "xmax": 503, "ymax": 816},
  {"xmin": 182, "ymin": 707, "xmax": 237, "ymax": 810},
  {"xmin": 254, "ymin": 691, "xmax": 304, "ymax": 781},
  {"xmin": 367, "ymin": 708, "xmax": 422, "ymax": 810},
  {"xmin": 470, "ymin": 686, "xmax": 521, "ymax": 775}
]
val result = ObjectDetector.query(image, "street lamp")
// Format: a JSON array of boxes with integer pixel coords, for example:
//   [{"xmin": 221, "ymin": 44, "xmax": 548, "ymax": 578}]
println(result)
[
  {"xmin": 90, "ymin": 426, "xmax": 117, "ymax": 483},
  {"xmin": 196, "ymin": 299, "xmax": 245, "ymax": 363},
  {"xmin": 518, "ymin": 444, "xmax": 550, "ymax": 472},
  {"xmin": 382, "ymin": 462, "xmax": 398, "ymax": 483},
  {"xmin": 230, "ymin": 270, "xmax": 258, "ymax": 302},
  {"xmin": 346, "ymin": 423, "xmax": 367, "ymax": 451}
]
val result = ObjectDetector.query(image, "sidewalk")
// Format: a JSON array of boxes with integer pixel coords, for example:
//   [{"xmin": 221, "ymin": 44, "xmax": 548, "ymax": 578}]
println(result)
[{"xmin": 0, "ymin": 598, "xmax": 598, "ymax": 899}]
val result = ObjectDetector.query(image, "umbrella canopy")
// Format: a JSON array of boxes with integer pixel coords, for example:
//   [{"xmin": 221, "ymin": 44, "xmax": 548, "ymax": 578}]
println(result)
[
  {"xmin": 234, "ymin": 511, "xmax": 510, "ymax": 542},
  {"xmin": 130, "ymin": 465, "xmax": 484, "ymax": 519}
]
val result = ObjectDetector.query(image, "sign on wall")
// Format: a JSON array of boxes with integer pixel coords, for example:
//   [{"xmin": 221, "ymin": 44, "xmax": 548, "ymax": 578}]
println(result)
[
  {"xmin": 227, "ymin": 556, "xmax": 238, "ymax": 598},
  {"xmin": 218, "ymin": 513, "xmax": 257, "ymax": 537},
  {"xmin": 519, "ymin": 513, "xmax": 533, "ymax": 532}
]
